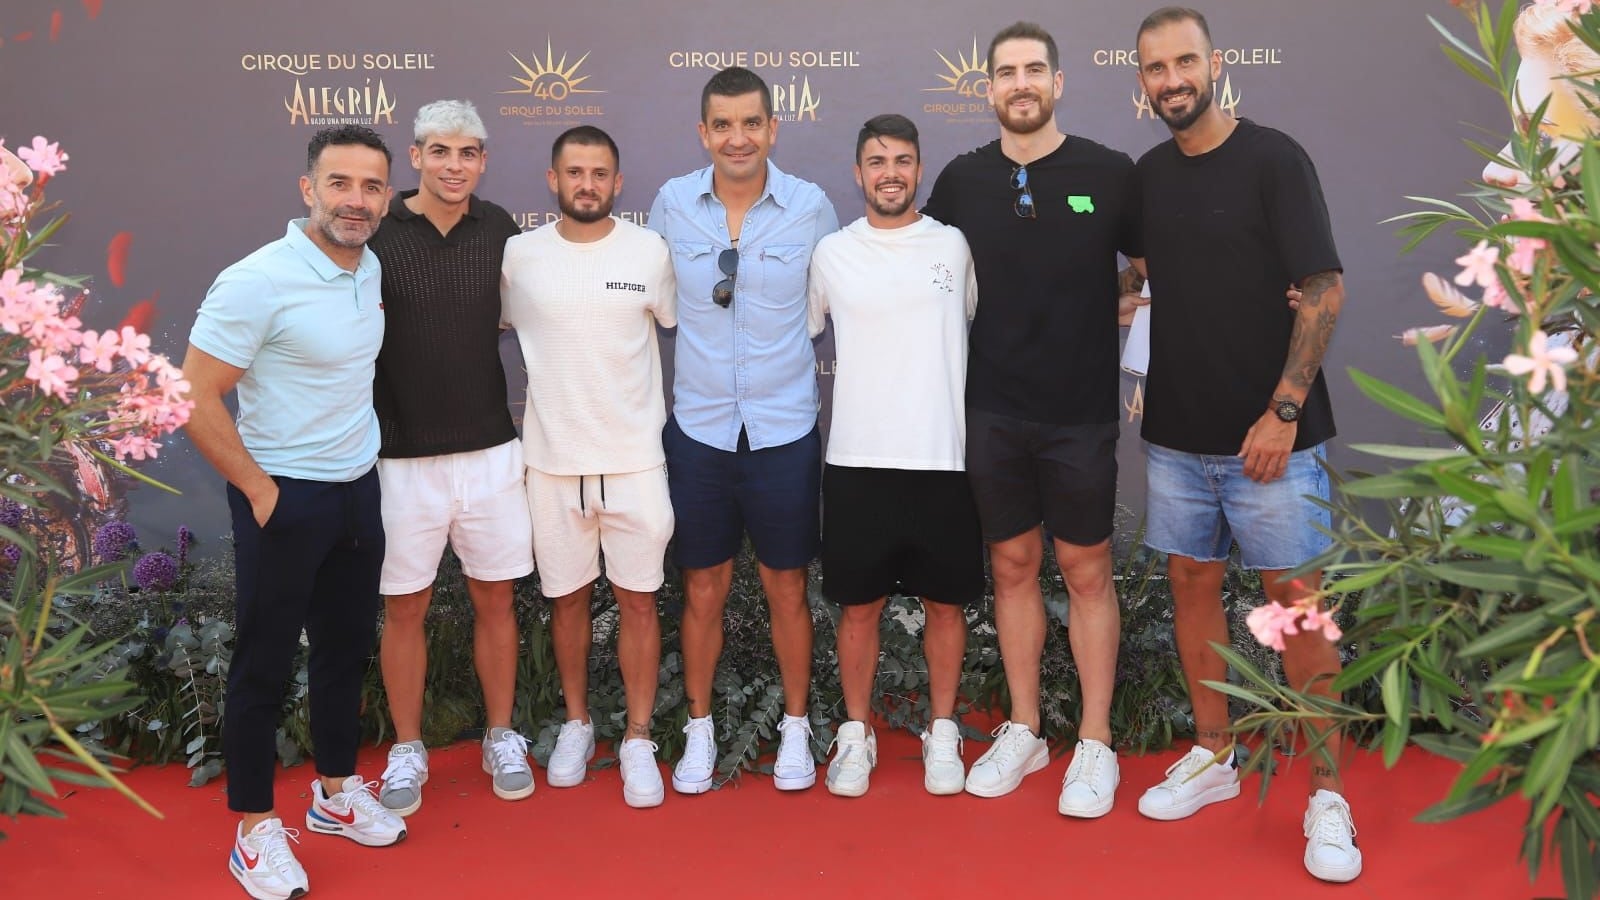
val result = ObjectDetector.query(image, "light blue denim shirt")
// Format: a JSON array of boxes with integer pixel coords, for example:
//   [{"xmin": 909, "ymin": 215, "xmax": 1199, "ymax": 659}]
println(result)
[
  {"xmin": 189, "ymin": 219, "xmax": 384, "ymax": 482},
  {"xmin": 649, "ymin": 161, "xmax": 838, "ymax": 451}
]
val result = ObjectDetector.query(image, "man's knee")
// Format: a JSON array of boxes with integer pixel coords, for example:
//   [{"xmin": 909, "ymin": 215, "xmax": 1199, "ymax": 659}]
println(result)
[
  {"xmin": 989, "ymin": 532, "xmax": 1042, "ymax": 588},
  {"xmin": 384, "ymin": 589, "xmax": 432, "ymax": 628}
]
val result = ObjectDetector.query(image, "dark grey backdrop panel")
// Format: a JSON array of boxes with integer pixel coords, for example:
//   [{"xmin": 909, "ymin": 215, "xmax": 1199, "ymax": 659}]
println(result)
[{"xmin": 0, "ymin": 1, "xmax": 1504, "ymax": 547}]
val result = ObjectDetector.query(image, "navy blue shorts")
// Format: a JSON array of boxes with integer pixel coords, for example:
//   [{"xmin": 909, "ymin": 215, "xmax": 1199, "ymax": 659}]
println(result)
[{"xmin": 663, "ymin": 417, "xmax": 821, "ymax": 570}]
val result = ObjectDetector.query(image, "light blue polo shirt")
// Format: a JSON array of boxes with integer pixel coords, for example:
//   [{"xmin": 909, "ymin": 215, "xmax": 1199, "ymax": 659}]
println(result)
[
  {"xmin": 189, "ymin": 219, "xmax": 384, "ymax": 482},
  {"xmin": 649, "ymin": 161, "xmax": 838, "ymax": 451}
]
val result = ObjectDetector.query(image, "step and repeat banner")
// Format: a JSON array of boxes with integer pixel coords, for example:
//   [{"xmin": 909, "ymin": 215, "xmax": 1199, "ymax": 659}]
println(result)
[{"xmin": 1, "ymin": 0, "xmax": 1504, "ymax": 547}]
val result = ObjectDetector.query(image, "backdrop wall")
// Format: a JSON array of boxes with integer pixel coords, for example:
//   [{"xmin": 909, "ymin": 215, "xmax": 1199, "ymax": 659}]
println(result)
[{"xmin": 0, "ymin": 1, "xmax": 1504, "ymax": 549}]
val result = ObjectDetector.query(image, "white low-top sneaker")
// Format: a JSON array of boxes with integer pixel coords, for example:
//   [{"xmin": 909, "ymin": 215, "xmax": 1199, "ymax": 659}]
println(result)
[
  {"xmin": 1303, "ymin": 789, "xmax": 1363, "ymax": 883},
  {"xmin": 825, "ymin": 720, "xmax": 877, "ymax": 797},
  {"xmin": 619, "ymin": 738, "xmax": 665, "ymax": 809},
  {"xmin": 672, "ymin": 714, "xmax": 717, "ymax": 794},
  {"xmin": 920, "ymin": 718, "xmax": 965, "ymax": 795},
  {"xmin": 773, "ymin": 714, "xmax": 817, "ymax": 790},
  {"xmin": 1057, "ymin": 738, "xmax": 1120, "ymax": 818},
  {"xmin": 963, "ymin": 721, "xmax": 1049, "ymax": 798},
  {"xmin": 229, "ymin": 817, "xmax": 308, "ymax": 900},
  {"xmin": 546, "ymin": 719, "xmax": 596, "ymax": 788},
  {"xmin": 1137, "ymin": 745, "xmax": 1240, "ymax": 821},
  {"xmin": 305, "ymin": 776, "xmax": 407, "ymax": 846}
]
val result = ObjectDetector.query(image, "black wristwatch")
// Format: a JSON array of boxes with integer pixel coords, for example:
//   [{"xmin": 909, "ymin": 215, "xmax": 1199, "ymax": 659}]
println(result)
[{"xmin": 1273, "ymin": 399, "xmax": 1302, "ymax": 423}]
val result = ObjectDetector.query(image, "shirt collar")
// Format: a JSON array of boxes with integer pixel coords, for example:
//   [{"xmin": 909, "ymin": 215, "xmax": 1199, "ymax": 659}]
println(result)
[
  {"xmin": 695, "ymin": 159, "xmax": 793, "ymax": 210},
  {"xmin": 387, "ymin": 189, "xmax": 484, "ymax": 221},
  {"xmin": 285, "ymin": 219, "xmax": 378, "ymax": 282}
]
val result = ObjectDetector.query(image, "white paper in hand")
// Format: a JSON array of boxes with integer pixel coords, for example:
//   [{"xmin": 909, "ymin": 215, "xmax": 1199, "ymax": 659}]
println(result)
[{"xmin": 1120, "ymin": 281, "xmax": 1152, "ymax": 376}]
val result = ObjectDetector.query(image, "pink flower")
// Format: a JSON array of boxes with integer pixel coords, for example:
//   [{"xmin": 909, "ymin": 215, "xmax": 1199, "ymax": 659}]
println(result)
[
  {"xmin": 1537, "ymin": 0, "xmax": 1595, "ymax": 14},
  {"xmin": 15, "ymin": 136, "xmax": 68, "ymax": 178},
  {"xmin": 1507, "ymin": 198, "xmax": 1549, "ymax": 222},
  {"xmin": 116, "ymin": 326, "xmax": 153, "ymax": 367},
  {"xmin": 1506, "ymin": 237, "xmax": 1546, "ymax": 276},
  {"xmin": 1481, "ymin": 277, "xmax": 1515, "ymax": 313},
  {"xmin": 78, "ymin": 328, "xmax": 121, "ymax": 372},
  {"xmin": 1298, "ymin": 604, "xmax": 1343, "ymax": 644},
  {"xmin": 1246, "ymin": 602, "xmax": 1301, "ymax": 652},
  {"xmin": 1454, "ymin": 240, "xmax": 1500, "ymax": 289},
  {"xmin": 112, "ymin": 433, "xmax": 160, "ymax": 461},
  {"xmin": 1503, "ymin": 329, "xmax": 1580, "ymax": 394},
  {"xmin": 25, "ymin": 348, "xmax": 79, "ymax": 400}
]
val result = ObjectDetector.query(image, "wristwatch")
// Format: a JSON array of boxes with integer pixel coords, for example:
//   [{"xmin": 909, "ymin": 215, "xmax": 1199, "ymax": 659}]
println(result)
[{"xmin": 1273, "ymin": 399, "xmax": 1302, "ymax": 423}]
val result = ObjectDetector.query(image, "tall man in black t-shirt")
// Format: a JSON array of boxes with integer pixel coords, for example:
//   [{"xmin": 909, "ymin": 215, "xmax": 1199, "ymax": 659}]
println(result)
[
  {"xmin": 368, "ymin": 100, "xmax": 537, "ymax": 816},
  {"xmin": 923, "ymin": 22, "xmax": 1143, "ymax": 816},
  {"xmin": 1130, "ymin": 8, "xmax": 1361, "ymax": 884}
]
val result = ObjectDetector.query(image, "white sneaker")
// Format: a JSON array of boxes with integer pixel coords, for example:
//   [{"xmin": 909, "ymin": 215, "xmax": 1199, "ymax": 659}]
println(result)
[
  {"xmin": 305, "ymin": 776, "xmax": 407, "ymax": 846},
  {"xmin": 963, "ymin": 721, "xmax": 1049, "ymax": 798},
  {"xmin": 1137, "ymin": 745, "xmax": 1240, "ymax": 821},
  {"xmin": 1304, "ymin": 789, "xmax": 1363, "ymax": 883},
  {"xmin": 773, "ymin": 713, "xmax": 816, "ymax": 790},
  {"xmin": 920, "ymin": 718, "xmax": 965, "ymax": 795},
  {"xmin": 619, "ymin": 738, "xmax": 665, "ymax": 808},
  {"xmin": 1057, "ymin": 738, "xmax": 1120, "ymax": 818},
  {"xmin": 825, "ymin": 720, "xmax": 876, "ymax": 797},
  {"xmin": 482, "ymin": 727, "xmax": 535, "ymax": 800},
  {"xmin": 228, "ymin": 817, "xmax": 308, "ymax": 900},
  {"xmin": 378, "ymin": 741, "xmax": 428, "ymax": 816},
  {"xmin": 546, "ymin": 719, "xmax": 596, "ymax": 788},
  {"xmin": 672, "ymin": 714, "xmax": 717, "ymax": 794}
]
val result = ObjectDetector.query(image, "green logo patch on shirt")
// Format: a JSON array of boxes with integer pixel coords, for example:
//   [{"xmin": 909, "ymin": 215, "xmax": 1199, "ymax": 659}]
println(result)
[{"xmin": 1067, "ymin": 195, "xmax": 1095, "ymax": 213}]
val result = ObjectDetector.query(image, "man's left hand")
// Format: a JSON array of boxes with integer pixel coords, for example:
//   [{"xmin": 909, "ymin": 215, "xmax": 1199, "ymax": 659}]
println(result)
[{"xmin": 1238, "ymin": 410, "xmax": 1297, "ymax": 483}]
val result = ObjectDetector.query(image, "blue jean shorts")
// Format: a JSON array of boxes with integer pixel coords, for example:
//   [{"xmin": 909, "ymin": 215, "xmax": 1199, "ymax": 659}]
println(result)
[{"xmin": 1143, "ymin": 442, "xmax": 1331, "ymax": 570}]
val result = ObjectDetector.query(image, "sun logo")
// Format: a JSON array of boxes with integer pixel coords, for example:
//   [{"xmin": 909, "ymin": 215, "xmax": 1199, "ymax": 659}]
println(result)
[
  {"xmin": 501, "ymin": 38, "xmax": 604, "ymax": 101},
  {"xmin": 926, "ymin": 37, "xmax": 989, "ymax": 99}
]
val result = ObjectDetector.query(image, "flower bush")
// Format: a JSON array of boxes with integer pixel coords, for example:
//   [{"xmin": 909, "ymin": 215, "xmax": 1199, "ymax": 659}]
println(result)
[
  {"xmin": 0, "ymin": 137, "xmax": 191, "ymax": 838},
  {"xmin": 1224, "ymin": 3, "xmax": 1600, "ymax": 897}
]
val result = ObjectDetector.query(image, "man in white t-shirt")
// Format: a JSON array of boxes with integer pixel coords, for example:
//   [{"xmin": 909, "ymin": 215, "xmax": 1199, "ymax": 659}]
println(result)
[
  {"xmin": 500, "ymin": 125, "xmax": 678, "ymax": 808},
  {"xmin": 806, "ymin": 113, "xmax": 982, "ymax": 798}
]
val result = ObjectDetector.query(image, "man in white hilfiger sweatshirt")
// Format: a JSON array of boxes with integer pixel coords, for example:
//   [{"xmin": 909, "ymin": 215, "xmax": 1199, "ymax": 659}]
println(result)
[
  {"xmin": 500, "ymin": 125, "xmax": 678, "ymax": 809},
  {"xmin": 805, "ymin": 113, "xmax": 982, "ymax": 800}
]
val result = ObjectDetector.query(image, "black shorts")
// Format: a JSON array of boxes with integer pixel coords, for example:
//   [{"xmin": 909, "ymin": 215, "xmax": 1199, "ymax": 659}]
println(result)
[
  {"xmin": 820, "ymin": 465, "xmax": 984, "ymax": 607},
  {"xmin": 964, "ymin": 407, "xmax": 1118, "ymax": 546}
]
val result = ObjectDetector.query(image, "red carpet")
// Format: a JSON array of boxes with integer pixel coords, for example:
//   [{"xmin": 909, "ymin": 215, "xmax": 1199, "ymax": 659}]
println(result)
[{"xmin": 3, "ymin": 730, "xmax": 1566, "ymax": 899}]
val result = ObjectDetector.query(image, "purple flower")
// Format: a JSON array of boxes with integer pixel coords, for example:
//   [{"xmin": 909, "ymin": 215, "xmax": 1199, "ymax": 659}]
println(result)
[
  {"xmin": 132, "ymin": 551, "xmax": 179, "ymax": 592},
  {"xmin": 92, "ymin": 520, "xmax": 138, "ymax": 563},
  {"xmin": 2, "ymin": 544, "xmax": 19, "ymax": 566},
  {"xmin": 0, "ymin": 499, "xmax": 22, "ymax": 530},
  {"xmin": 176, "ymin": 525, "xmax": 194, "ymax": 564}
]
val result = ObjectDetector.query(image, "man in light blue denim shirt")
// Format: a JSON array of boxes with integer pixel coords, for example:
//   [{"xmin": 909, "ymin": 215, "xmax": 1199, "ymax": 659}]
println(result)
[{"xmin": 648, "ymin": 66, "xmax": 838, "ymax": 796}]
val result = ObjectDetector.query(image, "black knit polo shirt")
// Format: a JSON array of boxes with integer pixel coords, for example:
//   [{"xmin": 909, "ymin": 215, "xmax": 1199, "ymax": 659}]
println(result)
[{"xmin": 369, "ymin": 191, "xmax": 521, "ymax": 458}]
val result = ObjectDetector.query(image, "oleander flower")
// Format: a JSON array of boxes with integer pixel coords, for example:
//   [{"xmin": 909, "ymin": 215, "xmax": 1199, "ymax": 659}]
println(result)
[
  {"xmin": 1454, "ymin": 240, "xmax": 1500, "ymax": 290},
  {"xmin": 15, "ymin": 136, "xmax": 68, "ymax": 179},
  {"xmin": 1503, "ymin": 329, "xmax": 1580, "ymax": 394}
]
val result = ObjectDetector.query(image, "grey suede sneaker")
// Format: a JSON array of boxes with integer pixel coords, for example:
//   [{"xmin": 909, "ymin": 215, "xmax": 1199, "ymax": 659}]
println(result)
[
  {"xmin": 378, "ymin": 741, "xmax": 428, "ymax": 816},
  {"xmin": 482, "ymin": 727, "xmax": 535, "ymax": 801}
]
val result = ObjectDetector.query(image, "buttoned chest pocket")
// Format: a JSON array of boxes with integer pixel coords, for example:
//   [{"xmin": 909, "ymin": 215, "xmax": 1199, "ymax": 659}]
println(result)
[{"xmin": 755, "ymin": 242, "xmax": 809, "ymax": 310}]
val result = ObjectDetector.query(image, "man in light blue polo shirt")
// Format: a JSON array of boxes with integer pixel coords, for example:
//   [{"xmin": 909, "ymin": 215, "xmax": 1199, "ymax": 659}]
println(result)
[
  {"xmin": 649, "ymin": 65, "xmax": 838, "ymax": 795},
  {"xmin": 183, "ymin": 124, "xmax": 407, "ymax": 900}
]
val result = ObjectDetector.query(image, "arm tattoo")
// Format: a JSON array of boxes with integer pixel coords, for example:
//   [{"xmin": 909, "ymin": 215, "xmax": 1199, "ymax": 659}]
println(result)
[{"xmin": 1282, "ymin": 270, "xmax": 1343, "ymax": 393}]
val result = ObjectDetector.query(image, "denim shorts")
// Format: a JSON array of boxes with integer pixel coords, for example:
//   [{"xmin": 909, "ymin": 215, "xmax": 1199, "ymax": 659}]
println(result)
[{"xmin": 1143, "ymin": 442, "xmax": 1331, "ymax": 570}]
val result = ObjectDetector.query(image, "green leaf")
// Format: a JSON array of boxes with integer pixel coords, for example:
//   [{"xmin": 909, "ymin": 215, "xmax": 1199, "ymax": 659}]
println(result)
[
  {"xmin": 1416, "ymin": 782, "xmax": 1506, "ymax": 824},
  {"xmin": 1347, "ymin": 443, "xmax": 1465, "ymax": 462},
  {"xmin": 1381, "ymin": 661, "xmax": 1408, "ymax": 727},
  {"xmin": 1556, "ymin": 811, "xmax": 1599, "ymax": 900},
  {"xmin": 1348, "ymin": 369, "xmax": 1447, "ymax": 429}
]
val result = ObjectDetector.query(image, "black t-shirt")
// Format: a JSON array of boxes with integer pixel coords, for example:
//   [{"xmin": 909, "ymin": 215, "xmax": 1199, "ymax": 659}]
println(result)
[
  {"xmin": 368, "ymin": 191, "xmax": 522, "ymax": 458},
  {"xmin": 924, "ymin": 137, "xmax": 1141, "ymax": 426},
  {"xmin": 1137, "ymin": 119, "xmax": 1340, "ymax": 455}
]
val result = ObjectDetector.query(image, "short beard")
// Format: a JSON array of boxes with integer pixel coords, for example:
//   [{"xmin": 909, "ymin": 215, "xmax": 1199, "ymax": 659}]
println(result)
[
  {"xmin": 1155, "ymin": 83, "xmax": 1214, "ymax": 132},
  {"xmin": 866, "ymin": 190, "xmax": 914, "ymax": 219},
  {"xmin": 560, "ymin": 194, "xmax": 613, "ymax": 224},
  {"xmin": 994, "ymin": 95, "xmax": 1053, "ymax": 136}
]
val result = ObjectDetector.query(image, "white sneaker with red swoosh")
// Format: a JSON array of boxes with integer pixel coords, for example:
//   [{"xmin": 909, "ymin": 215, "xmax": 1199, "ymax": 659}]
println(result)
[
  {"xmin": 305, "ymin": 775, "xmax": 407, "ymax": 847},
  {"xmin": 229, "ymin": 817, "xmax": 308, "ymax": 900}
]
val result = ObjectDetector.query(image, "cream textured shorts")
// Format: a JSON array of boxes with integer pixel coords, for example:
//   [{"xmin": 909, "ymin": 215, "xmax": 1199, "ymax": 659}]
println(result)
[{"xmin": 526, "ymin": 464, "xmax": 673, "ymax": 597}]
